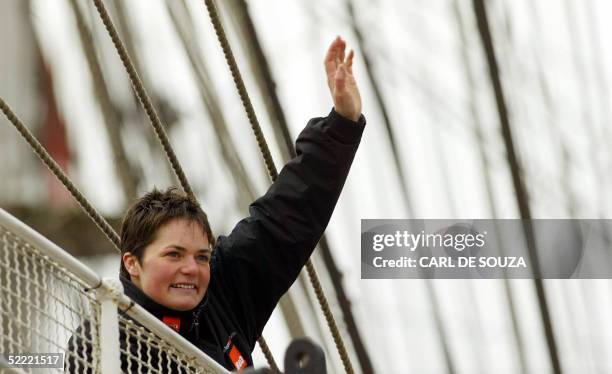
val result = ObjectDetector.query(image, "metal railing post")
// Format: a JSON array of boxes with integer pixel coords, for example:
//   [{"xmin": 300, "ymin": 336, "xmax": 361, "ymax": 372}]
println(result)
[{"xmin": 97, "ymin": 277, "xmax": 122, "ymax": 374}]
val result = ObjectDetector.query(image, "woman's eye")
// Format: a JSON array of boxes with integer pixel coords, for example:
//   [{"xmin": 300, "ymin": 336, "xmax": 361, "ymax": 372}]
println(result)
[
  {"xmin": 167, "ymin": 252, "xmax": 180, "ymax": 258},
  {"xmin": 196, "ymin": 255, "xmax": 210, "ymax": 263}
]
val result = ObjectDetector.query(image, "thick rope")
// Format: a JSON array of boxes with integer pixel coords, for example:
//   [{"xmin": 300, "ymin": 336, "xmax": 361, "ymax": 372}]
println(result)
[
  {"xmin": 304, "ymin": 262, "xmax": 354, "ymax": 374},
  {"xmin": 91, "ymin": 0, "xmax": 192, "ymax": 197},
  {"xmin": 256, "ymin": 334, "xmax": 280, "ymax": 373},
  {"xmin": 202, "ymin": 0, "xmax": 278, "ymax": 182},
  {"xmin": 90, "ymin": 0, "xmax": 215, "ymax": 246},
  {"xmin": 202, "ymin": 1, "xmax": 355, "ymax": 373},
  {"xmin": 0, "ymin": 97, "xmax": 121, "ymax": 253}
]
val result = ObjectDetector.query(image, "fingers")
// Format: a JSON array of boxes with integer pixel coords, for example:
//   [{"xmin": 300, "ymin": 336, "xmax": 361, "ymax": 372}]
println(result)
[
  {"xmin": 324, "ymin": 36, "xmax": 341, "ymax": 74},
  {"xmin": 325, "ymin": 36, "xmax": 347, "ymax": 72},
  {"xmin": 346, "ymin": 49, "xmax": 354, "ymax": 75},
  {"xmin": 325, "ymin": 37, "xmax": 356, "ymax": 94},
  {"xmin": 334, "ymin": 63, "xmax": 347, "ymax": 93}
]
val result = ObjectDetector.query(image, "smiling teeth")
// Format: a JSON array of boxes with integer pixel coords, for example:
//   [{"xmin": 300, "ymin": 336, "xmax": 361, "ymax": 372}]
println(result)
[{"xmin": 172, "ymin": 284, "xmax": 195, "ymax": 289}]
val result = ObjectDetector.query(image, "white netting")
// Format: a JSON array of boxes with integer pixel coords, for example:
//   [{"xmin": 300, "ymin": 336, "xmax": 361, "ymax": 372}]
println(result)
[
  {"xmin": 0, "ymin": 209, "xmax": 228, "ymax": 374},
  {"xmin": 0, "ymin": 224, "xmax": 100, "ymax": 374},
  {"xmin": 118, "ymin": 315, "xmax": 216, "ymax": 374}
]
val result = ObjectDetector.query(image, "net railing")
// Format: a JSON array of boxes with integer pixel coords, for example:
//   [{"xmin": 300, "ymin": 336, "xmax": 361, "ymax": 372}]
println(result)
[{"xmin": 0, "ymin": 208, "xmax": 228, "ymax": 374}]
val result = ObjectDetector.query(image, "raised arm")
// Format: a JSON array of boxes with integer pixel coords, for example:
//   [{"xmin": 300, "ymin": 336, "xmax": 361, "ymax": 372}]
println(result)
[{"xmin": 211, "ymin": 37, "xmax": 365, "ymax": 348}]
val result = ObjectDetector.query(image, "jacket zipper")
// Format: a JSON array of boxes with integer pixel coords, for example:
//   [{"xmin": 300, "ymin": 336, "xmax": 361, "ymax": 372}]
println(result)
[{"xmin": 192, "ymin": 310, "xmax": 201, "ymax": 342}]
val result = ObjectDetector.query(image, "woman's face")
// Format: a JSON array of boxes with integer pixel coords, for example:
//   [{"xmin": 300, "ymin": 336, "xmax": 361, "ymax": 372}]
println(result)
[{"xmin": 123, "ymin": 218, "xmax": 211, "ymax": 311}]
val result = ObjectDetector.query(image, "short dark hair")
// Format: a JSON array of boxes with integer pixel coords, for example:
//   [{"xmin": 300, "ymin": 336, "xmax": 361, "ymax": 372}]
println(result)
[{"xmin": 119, "ymin": 187, "xmax": 214, "ymax": 278}]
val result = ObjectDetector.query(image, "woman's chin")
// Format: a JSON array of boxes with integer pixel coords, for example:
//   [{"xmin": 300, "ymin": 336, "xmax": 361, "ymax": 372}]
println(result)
[{"xmin": 164, "ymin": 295, "xmax": 200, "ymax": 311}]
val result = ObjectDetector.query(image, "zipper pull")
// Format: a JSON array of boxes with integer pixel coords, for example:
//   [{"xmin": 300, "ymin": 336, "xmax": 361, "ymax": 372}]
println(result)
[{"xmin": 191, "ymin": 310, "xmax": 201, "ymax": 341}]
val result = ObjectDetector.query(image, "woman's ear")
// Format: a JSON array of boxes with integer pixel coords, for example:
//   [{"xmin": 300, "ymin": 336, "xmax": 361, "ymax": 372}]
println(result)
[{"xmin": 122, "ymin": 252, "xmax": 141, "ymax": 278}]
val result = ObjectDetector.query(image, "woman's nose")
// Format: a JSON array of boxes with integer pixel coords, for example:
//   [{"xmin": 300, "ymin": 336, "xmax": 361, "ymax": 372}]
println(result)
[{"xmin": 180, "ymin": 256, "xmax": 199, "ymax": 274}]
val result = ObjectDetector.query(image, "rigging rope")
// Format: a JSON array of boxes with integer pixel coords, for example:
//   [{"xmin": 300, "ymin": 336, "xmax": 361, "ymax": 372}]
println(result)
[
  {"xmin": 90, "ymin": 0, "xmax": 215, "ymax": 248},
  {"xmin": 202, "ymin": 0, "xmax": 278, "ymax": 182},
  {"xmin": 0, "ymin": 97, "xmax": 121, "ymax": 253},
  {"xmin": 202, "ymin": 1, "xmax": 355, "ymax": 372},
  {"xmin": 255, "ymin": 332, "xmax": 280, "ymax": 373}
]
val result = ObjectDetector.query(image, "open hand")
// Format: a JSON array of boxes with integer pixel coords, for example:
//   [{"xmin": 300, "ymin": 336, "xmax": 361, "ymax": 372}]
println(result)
[{"xmin": 325, "ymin": 36, "xmax": 362, "ymax": 122}]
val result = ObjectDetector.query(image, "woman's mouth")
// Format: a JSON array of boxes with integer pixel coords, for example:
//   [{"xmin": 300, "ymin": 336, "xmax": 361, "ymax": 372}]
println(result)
[{"xmin": 170, "ymin": 283, "xmax": 197, "ymax": 290}]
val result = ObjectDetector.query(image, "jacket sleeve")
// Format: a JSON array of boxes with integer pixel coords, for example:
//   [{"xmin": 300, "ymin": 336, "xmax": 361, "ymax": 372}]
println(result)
[{"xmin": 212, "ymin": 109, "xmax": 366, "ymax": 348}]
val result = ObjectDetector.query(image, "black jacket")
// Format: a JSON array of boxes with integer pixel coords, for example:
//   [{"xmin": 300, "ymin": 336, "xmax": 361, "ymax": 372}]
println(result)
[{"xmin": 67, "ymin": 109, "xmax": 365, "ymax": 372}]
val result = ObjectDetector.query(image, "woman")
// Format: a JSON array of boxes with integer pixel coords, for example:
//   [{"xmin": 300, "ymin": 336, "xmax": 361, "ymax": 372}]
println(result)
[{"xmin": 68, "ymin": 36, "xmax": 365, "ymax": 372}]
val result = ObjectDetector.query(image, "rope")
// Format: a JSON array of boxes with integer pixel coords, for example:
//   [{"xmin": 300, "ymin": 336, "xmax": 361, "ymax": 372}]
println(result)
[
  {"xmin": 202, "ymin": 1, "xmax": 355, "ymax": 372},
  {"xmin": 91, "ymin": 0, "xmax": 191, "ymax": 197},
  {"xmin": 256, "ymin": 334, "xmax": 280, "ymax": 373},
  {"xmin": 90, "ymin": 0, "xmax": 215, "ymax": 246},
  {"xmin": 304, "ymin": 261, "xmax": 354, "ymax": 374},
  {"xmin": 203, "ymin": 0, "xmax": 278, "ymax": 182},
  {"xmin": 0, "ymin": 97, "xmax": 121, "ymax": 253}
]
